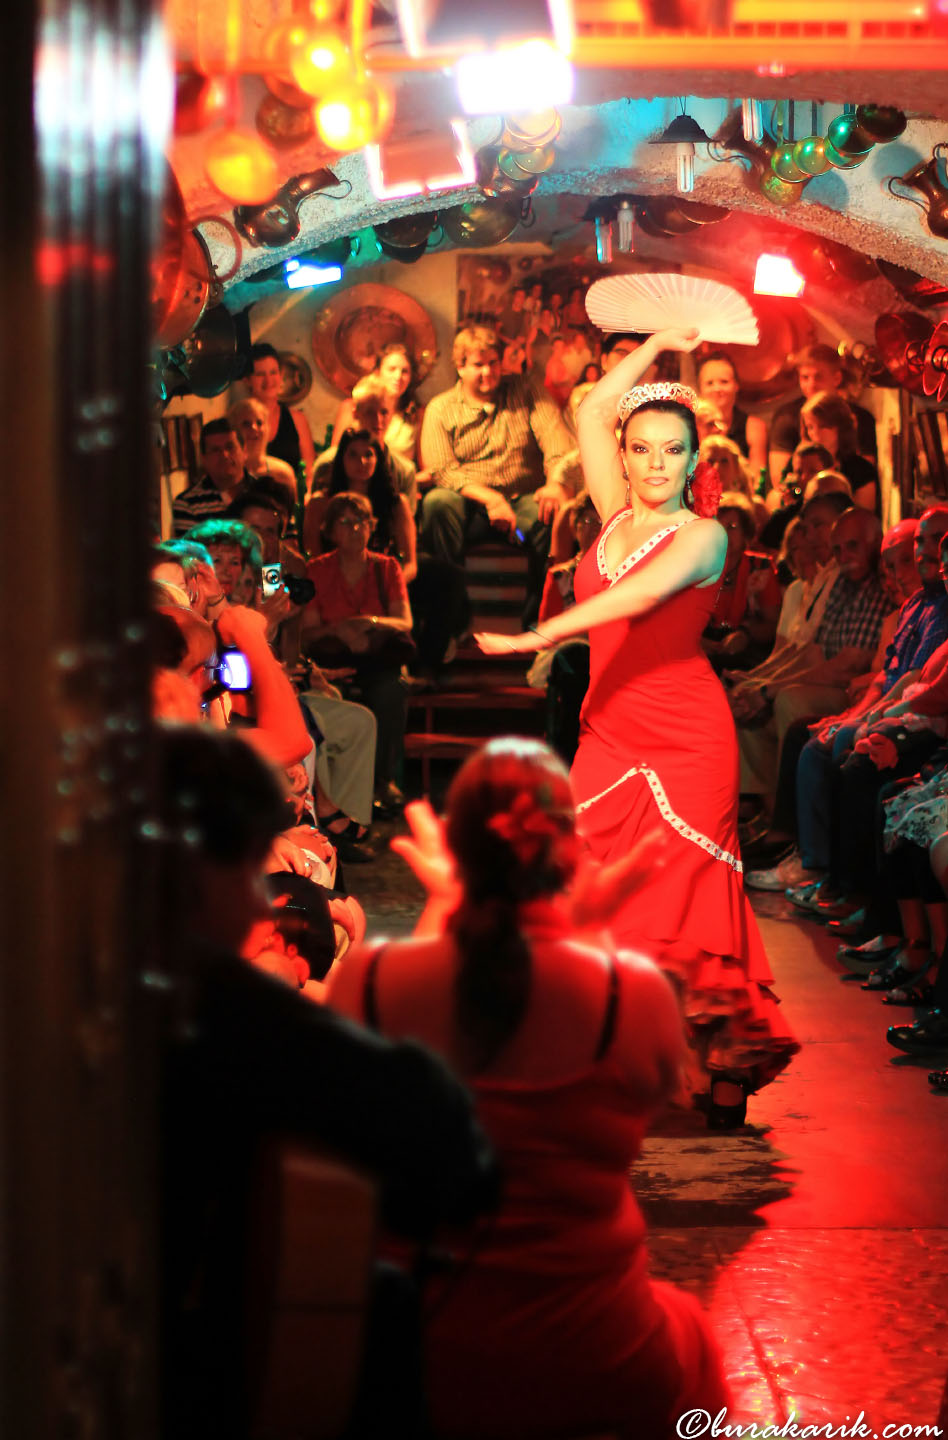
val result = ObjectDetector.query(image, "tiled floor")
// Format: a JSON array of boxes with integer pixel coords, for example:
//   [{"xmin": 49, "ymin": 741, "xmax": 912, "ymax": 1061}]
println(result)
[{"xmin": 353, "ymin": 821, "xmax": 948, "ymax": 1432}]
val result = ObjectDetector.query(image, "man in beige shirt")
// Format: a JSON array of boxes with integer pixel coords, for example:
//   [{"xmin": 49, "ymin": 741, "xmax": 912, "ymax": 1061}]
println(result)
[{"xmin": 420, "ymin": 325, "xmax": 576, "ymax": 626}]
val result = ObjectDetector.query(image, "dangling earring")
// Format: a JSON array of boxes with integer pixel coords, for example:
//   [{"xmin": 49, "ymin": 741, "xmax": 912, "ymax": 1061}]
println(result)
[
  {"xmin": 622, "ymin": 466, "xmax": 630, "ymax": 505},
  {"xmin": 684, "ymin": 469, "xmax": 696, "ymax": 507}
]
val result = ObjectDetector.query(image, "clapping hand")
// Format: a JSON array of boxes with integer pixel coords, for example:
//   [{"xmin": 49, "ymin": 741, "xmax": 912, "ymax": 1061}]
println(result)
[
  {"xmin": 391, "ymin": 800, "xmax": 462, "ymax": 913},
  {"xmin": 569, "ymin": 826, "xmax": 672, "ymax": 933}
]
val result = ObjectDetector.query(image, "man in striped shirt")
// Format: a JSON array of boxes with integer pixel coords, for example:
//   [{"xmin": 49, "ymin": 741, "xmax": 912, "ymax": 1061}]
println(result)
[
  {"xmin": 419, "ymin": 326, "xmax": 576, "ymax": 626},
  {"xmin": 172, "ymin": 419, "xmax": 255, "ymax": 537}
]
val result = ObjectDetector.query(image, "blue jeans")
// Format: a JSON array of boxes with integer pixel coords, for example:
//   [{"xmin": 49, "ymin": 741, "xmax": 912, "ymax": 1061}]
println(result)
[{"xmin": 796, "ymin": 723, "xmax": 859, "ymax": 870}]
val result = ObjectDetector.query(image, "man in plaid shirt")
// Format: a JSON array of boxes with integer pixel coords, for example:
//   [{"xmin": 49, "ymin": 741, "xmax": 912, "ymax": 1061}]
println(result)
[
  {"xmin": 419, "ymin": 325, "xmax": 577, "ymax": 626},
  {"xmin": 734, "ymin": 500, "xmax": 889, "ymax": 806}
]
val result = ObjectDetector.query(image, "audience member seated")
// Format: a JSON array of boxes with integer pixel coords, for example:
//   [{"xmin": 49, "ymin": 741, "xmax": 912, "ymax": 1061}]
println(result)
[
  {"xmin": 305, "ymin": 430, "xmax": 417, "ymax": 581},
  {"xmin": 527, "ymin": 491, "xmax": 602, "ymax": 762},
  {"xmin": 227, "ymin": 397, "xmax": 298, "ymax": 499},
  {"xmin": 758, "ymin": 441, "xmax": 834, "ymax": 548},
  {"xmin": 302, "ymin": 491, "xmax": 413, "ymax": 812},
  {"xmin": 306, "ymin": 430, "xmax": 469, "ymax": 681},
  {"xmin": 743, "ymin": 518, "xmax": 921, "ymax": 883},
  {"xmin": 801, "ymin": 390, "xmax": 879, "ymax": 512},
  {"xmin": 328, "ymin": 739, "xmax": 729, "ymax": 1440},
  {"xmin": 245, "ymin": 340, "xmax": 316, "ymax": 484},
  {"xmin": 696, "ymin": 351, "xmax": 767, "ymax": 472},
  {"xmin": 313, "ymin": 374, "xmax": 418, "ymax": 513},
  {"xmin": 731, "ymin": 499, "xmax": 888, "ymax": 825},
  {"xmin": 172, "ymin": 419, "xmax": 256, "ymax": 537},
  {"xmin": 698, "ymin": 433, "xmax": 767, "ymax": 531},
  {"xmin": 332, "ymin": 343, "xmax": 426, "ymax": 474},
  {"xmin": 772, "ymin": 515, "xmax": 818, "ymax": 606},
  {"xmin": 183, "ymin": 517, "xmax": 262, "ymax": 604},
  {"xmin": 497, "ymin": 284, "xmax": 530, "ymax": 348},
  {"xmin": 768, "ymin": 343, "xmax": 878, "ymax": 485},
  {"xmin": 420, "ymin": 324, "xmax": 576, "ymax": 627},
  {"xmin": 703, "ymin": 492, "xmax": 781, "ymax": 673},
  {"xmin": 229, "ymin": 482, "xmax": 311, "ymax": 662},
  {"xmin": 885, "ymin": 787, "xmax": 948, "ymax": 1062},
  {"xmin": 155, "ymin": 724, "xmax": 498, "ymax": 1440},
  {"xmin": 783, "ymin": 513, "xmax": 948, "ymax": 931},
  {"xmin": 694, "ymin": 397, "xmax": 727, "ymax": 444}
]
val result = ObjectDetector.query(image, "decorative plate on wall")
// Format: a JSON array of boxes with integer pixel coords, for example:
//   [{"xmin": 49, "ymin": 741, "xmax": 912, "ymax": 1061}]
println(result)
[
  {"xmin": 312, "ymin": 283, "xmax": 438, "ymax": 394},
  {"xmin": 278, "ymin": 351, "xmax": 313, "ymax": 406}
]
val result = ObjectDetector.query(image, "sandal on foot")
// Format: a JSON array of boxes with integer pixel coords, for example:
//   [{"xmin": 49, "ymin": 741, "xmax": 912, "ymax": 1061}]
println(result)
[
  {"xmin": 317, "ymin": 810, "xmax": 370, "ymax": 844},
  {"xmin": 881, "ymin": 979, "xmax": 936, "ymax": 1007},
  {"xmin": 861, "ymin": 948, "xmax": 932, "ymax": 992}
]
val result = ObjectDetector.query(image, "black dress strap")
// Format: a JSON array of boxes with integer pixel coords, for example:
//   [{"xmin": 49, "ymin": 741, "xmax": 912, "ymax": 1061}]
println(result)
[
  {"xmin": 593, "ymin": 957, "xmax": 621, "ymax": 1062},
  {"xmin": 362, "ymin": 943, "xmax": 387, "ymax": 1030}
]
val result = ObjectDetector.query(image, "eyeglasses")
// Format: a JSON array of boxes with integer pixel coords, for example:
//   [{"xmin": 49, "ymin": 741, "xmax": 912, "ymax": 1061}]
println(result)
[{"xmin": 336, "ymin": 515, "xmax": 370, "ymax": 529}]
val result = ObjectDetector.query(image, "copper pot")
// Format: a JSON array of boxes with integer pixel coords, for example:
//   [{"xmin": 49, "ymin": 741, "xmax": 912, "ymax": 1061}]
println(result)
[{"xmin": 152, "ymin": 167, "xmax": 212, "ymax": 349}]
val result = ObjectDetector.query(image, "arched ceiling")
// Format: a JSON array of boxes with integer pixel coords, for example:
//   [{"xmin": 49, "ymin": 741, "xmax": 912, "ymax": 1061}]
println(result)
[{"xmin": 166, "ymin": 3, "xmax": 948, "ymax": 338}]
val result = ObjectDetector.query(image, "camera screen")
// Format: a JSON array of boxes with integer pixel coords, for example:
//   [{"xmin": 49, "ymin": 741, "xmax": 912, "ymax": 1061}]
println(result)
[{"xmin": 218, "ymin": 649, "xmax": 252, "ymax": 691}]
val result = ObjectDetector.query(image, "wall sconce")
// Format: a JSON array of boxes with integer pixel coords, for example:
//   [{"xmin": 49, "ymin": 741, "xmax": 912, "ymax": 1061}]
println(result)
[{"xmin": 651, "ymin": 113, "xmax": 711, "ymax": 194}]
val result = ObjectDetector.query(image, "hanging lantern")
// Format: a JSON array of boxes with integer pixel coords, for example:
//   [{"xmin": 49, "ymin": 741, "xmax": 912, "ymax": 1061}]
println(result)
[
  {"xmin": 287, "ymin": 26, "xmax": 353, "ymax": 99},
  {"xmin": 823, "ymin": 138, "xmax": 869, "ymax": 170},
  {"xmin": 315, "ymin": 76, "xmax": 393, "ymax": 151},
  {"xmin": 759, "ymin": 171, "xmax": 806, "ymax": 206},
  {"xmin": 771, "ymin": 142, "xmax": 808, "ymax": 184},
  {"xmin": 792, "ymin": 135, "xmax": 831, "ymax": 176},
  {"xmin": 651, "ymin": 113, "xmax": 711, "ymax": 195},
  {"xmin": 854, "ymin": 105, "xmax": 907, "ymax": 143},
  {"xmin": 205, "ymin": 128, "xmax": 281, "ymax": 205},
  {"xmin": 255, "ymin": 93, "xmax": 317, "ymax": 149},
  {"xmin": 826, "ymin": 113, "xmax": 874, "ymax": 158}
]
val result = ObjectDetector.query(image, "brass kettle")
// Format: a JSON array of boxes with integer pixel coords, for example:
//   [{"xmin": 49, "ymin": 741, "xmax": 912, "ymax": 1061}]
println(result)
[{"xmin": 892, "ymin": 155, "xmax": 948, "ymax": 240}]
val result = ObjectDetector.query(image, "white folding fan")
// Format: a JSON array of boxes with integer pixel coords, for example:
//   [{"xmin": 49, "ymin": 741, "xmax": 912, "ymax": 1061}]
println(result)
[{"xmin": 585, "ymin": 273, "xmax": 759, "ymax": 346}]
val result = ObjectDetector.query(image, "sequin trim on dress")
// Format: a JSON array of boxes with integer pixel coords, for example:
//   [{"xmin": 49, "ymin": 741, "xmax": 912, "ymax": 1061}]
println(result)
[
  {"xmin": 596, "ymin": 511, "xmax": 696, "ymax": 586},
  {"xmin": 575, "ymin": 762, "xmax": 743, "ymax": 873}
]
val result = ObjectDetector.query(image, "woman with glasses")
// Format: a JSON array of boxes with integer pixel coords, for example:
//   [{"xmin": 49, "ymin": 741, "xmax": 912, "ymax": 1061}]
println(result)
[{"xmin": 302, "ymin": 491, "xmax": 413, "ymax": 812}]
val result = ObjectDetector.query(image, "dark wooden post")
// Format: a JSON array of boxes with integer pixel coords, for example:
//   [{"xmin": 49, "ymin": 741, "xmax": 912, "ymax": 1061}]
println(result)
[{"xmin": 0, "ymin": 0, "xmax": 166, "ymax": 1434}]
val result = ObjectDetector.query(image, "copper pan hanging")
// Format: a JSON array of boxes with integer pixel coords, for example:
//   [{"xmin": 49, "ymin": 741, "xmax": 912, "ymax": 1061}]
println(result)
[
  {"xmin": 922, "ymin": 321, "xmax": 948, "ymax": 403},
  {"xmin": 152, "ymin": 166, "xmax": 214, "ymax": 349},
  {"xmin": 874, "ymin": 311, "xmax": 932, "ymax": 396}
]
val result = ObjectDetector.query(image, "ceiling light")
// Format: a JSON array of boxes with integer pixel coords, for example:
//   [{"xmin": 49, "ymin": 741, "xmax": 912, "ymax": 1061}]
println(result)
[
  {"xmin": 284, "ymin": 258, "xmax": 344, "ymax": 289},
  {"xmin": 754, "ymin": 254, "xmax": 805, "ymax": 298},
  {"xmin": 650, "ymin": 113, "xmax": 711, "ymax": 195},
  {"xmin": 365, "ymin": 121, "xmax": 476, "ymax": 200},
  {"xmin": 455, "ymin": 41, "xmax": 573, "ymax": 117}
]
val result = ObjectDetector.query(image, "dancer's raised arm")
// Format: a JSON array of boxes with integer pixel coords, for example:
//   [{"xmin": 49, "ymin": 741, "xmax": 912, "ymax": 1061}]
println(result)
[{"xmin": 576, "ymin": 326, "xmax": 700, "ymax": 520}]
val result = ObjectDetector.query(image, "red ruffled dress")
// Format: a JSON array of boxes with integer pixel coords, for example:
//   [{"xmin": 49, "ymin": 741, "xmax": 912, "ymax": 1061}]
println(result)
[{"xmin": 570, "ymin": 510, "xmax": 799, "ymax": 1091}]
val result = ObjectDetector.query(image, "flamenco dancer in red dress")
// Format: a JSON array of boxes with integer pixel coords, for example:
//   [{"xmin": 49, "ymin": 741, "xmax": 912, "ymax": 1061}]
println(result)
[{"xmin": 478, "ymin": 326, "xmax": 799, "ymax": 1126}]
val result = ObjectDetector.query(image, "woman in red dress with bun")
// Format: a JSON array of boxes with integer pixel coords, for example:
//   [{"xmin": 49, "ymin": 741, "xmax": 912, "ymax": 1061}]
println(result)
[{"xmin": 478, "ymin": 327, "xmax": 798, "ymax": 1125}]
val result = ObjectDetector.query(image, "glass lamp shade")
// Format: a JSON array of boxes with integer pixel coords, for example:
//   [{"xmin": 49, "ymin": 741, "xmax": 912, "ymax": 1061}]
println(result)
[{"xmin": 205, "ymin": 128, "xmax": 281, "ymax": 204}]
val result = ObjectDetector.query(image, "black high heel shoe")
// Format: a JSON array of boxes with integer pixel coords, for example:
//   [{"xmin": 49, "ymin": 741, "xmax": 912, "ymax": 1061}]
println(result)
[
  {"xmin": 929, "ymin": 1069, "xmax": 948, "ymax": 1093},
  {"xmin": 707, "ymin": 1077, "xmax": 748, "ymax": 1130}
]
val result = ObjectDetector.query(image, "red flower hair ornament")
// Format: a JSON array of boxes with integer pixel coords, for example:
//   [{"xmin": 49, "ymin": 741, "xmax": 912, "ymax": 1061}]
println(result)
[
  {"xmin": 487, "ymin": 791, "xmax": 578, "ymax": 872},
  {"xmin": 687, "ymin": 459, "xmax": 723, "ymax": 519}
]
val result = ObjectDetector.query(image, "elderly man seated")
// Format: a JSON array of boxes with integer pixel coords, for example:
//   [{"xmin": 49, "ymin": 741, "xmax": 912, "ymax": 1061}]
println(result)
[
  {"xmin": 419, "ymin": 324, "xmax": 576, "ymax": 627},
  {"xmin": 730, "ymin": 495, "xmax": 890, "ymax": 824}
]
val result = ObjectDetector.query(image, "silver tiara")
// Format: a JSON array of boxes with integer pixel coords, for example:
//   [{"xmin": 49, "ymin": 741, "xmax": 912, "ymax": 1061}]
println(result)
[{"xmin": 617, "ymin": 382, "xmax": 698, "ymax": 422}]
